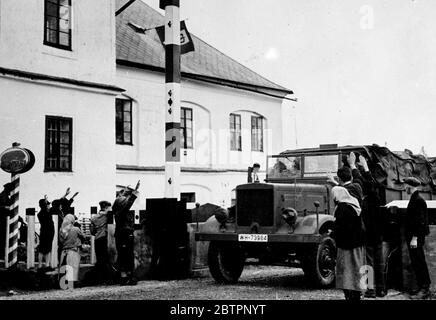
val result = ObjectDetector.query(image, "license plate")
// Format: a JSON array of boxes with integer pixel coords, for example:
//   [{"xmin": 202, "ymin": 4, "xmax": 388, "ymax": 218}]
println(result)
[{"xmin": 238, "ymin": 234, "xmax": 268, "ymax": 242}]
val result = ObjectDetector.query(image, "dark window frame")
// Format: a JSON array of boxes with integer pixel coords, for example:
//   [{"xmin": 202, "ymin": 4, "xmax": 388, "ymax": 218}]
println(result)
[
  {"xmin": 116, "ymin": 98, "xmax": 133, "ymax": 145},
  {"xmin": 45, "ymin": 116, "xmax": 73, "ymax": 172},
  {"xmin": 181, "ymin": 107, "xmax": 193, "ymax": 149},
  {"xmin": 181, "ymin": 192, "xmax": 196, "ymax": 203},
  {"xmin": 251, "ymin": 116, "xmax": 264, "ymax": 152},
  {"xmin": 230, "ymin": 113, "xmax": 242, "ymax": 151},
  {"xmin": 44, "ymin": 0, "xmax": 72, "ymax": 50}
]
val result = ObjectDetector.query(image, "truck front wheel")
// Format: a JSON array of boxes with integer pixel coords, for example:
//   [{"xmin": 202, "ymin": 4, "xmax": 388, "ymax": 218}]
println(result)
[
  {"xmin": 301, "ymin": 235, "xmax": 336, "ymax": 288},
  {"xmin": 208, "ymin": 241, "xmax": 245, "ymax": 283}
]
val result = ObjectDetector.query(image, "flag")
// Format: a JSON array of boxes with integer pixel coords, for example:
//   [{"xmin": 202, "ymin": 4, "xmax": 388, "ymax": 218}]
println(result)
[{"xmin": 156, "ymin": 21, "xmax": 195, "ymax": 54}]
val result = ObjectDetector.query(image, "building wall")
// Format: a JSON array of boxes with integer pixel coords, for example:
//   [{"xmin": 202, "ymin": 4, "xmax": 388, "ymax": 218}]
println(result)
[
  {"xmin": 115, "ymin": 66, "xmax": 283, "ymax": 210},
  {"xmin": 0, "ymin": 0, "xmax": 118, "ymax": 217},
  {"xmin": 0, "ymin": 77, "xmax": 117, "ymax": 216},
  {"xmin": 0, "ymin": 0, "xmax": 116, "ymax": 85},
  {"xmin": 0, "ymin": 0, "xmax": 285, "ymax": 215}
]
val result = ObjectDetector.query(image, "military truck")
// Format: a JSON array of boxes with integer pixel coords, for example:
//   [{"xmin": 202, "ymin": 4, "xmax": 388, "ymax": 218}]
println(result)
[{"xmin": 195, "ymin": 144, "xmax": 436, "ymax": 287}]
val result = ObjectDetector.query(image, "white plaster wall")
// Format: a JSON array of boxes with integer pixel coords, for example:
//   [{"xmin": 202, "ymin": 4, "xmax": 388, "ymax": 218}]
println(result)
[
  {"xmin": 0, "ymin": 0, "xmax": 116, "ymax": 85},
  {"xmin": 115, "ymin": 66, "xmax": 284, "ymax": 172},
  {"xmin": 0, "ymin": 77, "xmax": 117, "ymax": 217},
  {"xmin": 116, "ymin": 169, "xmax": 264, "ymax": 212}
]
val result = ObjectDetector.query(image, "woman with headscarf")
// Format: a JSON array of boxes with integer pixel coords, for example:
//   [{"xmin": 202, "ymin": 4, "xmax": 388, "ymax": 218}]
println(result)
[
  {"xmin": 59, "ymin": 214, "xmax": 85, "ymax": 288},
  {"xmin": 331, "ymin": 186, "xmax": 366, "ymax": 301}
]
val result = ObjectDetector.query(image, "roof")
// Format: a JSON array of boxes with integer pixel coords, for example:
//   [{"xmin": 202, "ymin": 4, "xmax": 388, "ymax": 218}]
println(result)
[{"xmin": 115, "ymin": 0, "xmax": 292, "ymax": 97}]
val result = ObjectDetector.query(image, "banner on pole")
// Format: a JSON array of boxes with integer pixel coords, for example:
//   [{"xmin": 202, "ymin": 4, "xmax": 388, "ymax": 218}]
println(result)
[{"xmin": 156, "ymin": 21, "xmax": 195, "ymax": 54}]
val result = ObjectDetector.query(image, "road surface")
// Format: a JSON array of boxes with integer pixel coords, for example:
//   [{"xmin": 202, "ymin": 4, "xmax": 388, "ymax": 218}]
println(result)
[{"xmin": 0, "ymin": 265, "xmax": 423, "ymax": 300}]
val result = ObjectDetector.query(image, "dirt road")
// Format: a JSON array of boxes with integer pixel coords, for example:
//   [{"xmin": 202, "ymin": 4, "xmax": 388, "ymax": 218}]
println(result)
[{"xmin": 1, "ymin": 265, "xmax": 418, "ymax": 301}]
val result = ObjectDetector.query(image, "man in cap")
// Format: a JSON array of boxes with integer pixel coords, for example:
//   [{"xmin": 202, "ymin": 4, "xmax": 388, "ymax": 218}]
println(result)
[
  {"xmin": 113, "ymin": 180, "xmax": 140, "ymax": 285},
  {"xmin": 0, "ymin": 183, "xmax": 14, "ymax": 258},
  {"xmin": 247, "ymin": 163, "xmax": 261, "ymax": 183},
  {"xmin": 404, "ymin": 176, "xmax": 431, "ymax": 299},
  {"xmin": 91, "ymin": 200, "xmax": 112, "ymax": 283}
]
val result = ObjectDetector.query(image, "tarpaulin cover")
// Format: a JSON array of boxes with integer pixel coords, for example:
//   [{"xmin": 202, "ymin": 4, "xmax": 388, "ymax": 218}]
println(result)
[{"xmin": 363, "ymin": 145, "xmax": 436, "ymax": 192}]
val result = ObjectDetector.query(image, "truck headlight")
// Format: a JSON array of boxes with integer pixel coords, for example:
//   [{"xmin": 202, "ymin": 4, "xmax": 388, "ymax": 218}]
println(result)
[{"xmin": 282, "ymin": 207, "xmax": 298, "ymax": 227}]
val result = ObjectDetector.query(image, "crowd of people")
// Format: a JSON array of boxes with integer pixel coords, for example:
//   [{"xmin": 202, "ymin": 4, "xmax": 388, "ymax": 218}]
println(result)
[
  {"xmin": 0, "ymin": 180, "xmax": 141, "ymax": 289},
  {"xmin": 328, "ymin": 152, "xmax": 432, "ymax": 300}
]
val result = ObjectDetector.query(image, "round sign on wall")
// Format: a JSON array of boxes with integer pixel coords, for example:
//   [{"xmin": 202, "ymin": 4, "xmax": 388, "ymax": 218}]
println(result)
[{"xmin": 0, "ymin": 145, "xmax": 35, "ymax": 174}]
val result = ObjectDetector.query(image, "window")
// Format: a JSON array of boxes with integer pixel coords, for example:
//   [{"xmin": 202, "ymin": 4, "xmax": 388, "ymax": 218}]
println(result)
[
  {"xmin": 251, "ymin": 116, "xmax": 263, "ymax": 152},
  {"xmin": 230, "ymin": 114, "xmax": 242, "ymax": 151},
  {"xmin": 181, "ymin": 107, "xmax": 193, "ymax": 149},
  {"xmin": 45, "ymin": 116, "xmax": 72, "ymax": 171},
  {"xmin": 181, "ymin": 192, "xmax": 196, "ymax": 203},
  {"xmin": 116, "ymin": 98, "xmax": 132, "ymax": 145},
  {"xmin": 44, "ymin": 0, "xmax": 72, "ymax": 50},
  {"xmin": 304, "ymin": 155, "xmax": 339, "ymax": 177}
]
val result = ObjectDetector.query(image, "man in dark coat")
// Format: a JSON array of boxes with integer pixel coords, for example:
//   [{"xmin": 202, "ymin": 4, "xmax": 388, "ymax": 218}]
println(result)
[
  {"xmin": 0, "ymin": 183, "xmax": 13, "ymax": 258},
  {"xmin": 37, "ymin": 197, "xmax": 55, "ymax": 269},
  {"xmin": 353, "ymin": 154, "xmax": 386, "ymax": 298},
  {"xmin": 404, "ymin": 177, "xmax": 431, "ymax": 299},
  {"xmin": 113, "ymin": 180, "xmax": 140, "ymax": 285},
  {"xmin": 91, "ymin": 200, "xmax": 111, "ymax": 283}
]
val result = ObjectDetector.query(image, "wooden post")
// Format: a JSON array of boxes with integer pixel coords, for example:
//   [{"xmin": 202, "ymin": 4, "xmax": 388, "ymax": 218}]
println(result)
[
  {"xmin": 90, "ymin": 236, "xmax": 96, "ymax": 265},
  {"xmin": 26, "ymin": 208, "xmax": 36, "ymax": 269},
  {"xmin": 90, "ymin": 206, "xmax": 97, "ymax": 265},
  {"xmin": 107, "ymin": 211, "xmax": 117, "ymax": 265},
  {"xmin": 50, "ymin": 212, "xmax": 59, "ymax": 268}
]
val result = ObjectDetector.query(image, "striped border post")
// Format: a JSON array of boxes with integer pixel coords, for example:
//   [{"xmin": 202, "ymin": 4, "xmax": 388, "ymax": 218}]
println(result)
[
  {"xmin": 5, "ymin": 173, "xmax": 20, "ymax": 268},
  {"xmin": 162, "ymin": 0, "xmax": 181, "ymax": 200}
]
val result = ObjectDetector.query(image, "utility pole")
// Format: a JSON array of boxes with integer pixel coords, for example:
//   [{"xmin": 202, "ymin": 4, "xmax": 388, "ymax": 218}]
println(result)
[{"xmin": 160, "ymin": 0, "xmax": 181, "ymax": 200}]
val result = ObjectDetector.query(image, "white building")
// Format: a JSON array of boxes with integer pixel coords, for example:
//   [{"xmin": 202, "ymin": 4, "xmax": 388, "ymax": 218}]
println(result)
[{"xmin": 0, "ymin": 0, "xmax": 292, "ymax": 216}]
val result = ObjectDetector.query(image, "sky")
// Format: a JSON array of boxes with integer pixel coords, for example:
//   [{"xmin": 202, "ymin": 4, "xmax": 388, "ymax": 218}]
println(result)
[{"xmin": 144, "ymin": 0, "xmax": 436, "ymax": 156}]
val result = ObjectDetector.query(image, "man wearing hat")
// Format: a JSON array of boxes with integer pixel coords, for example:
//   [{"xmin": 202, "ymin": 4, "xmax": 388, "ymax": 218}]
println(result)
[
  {"xmin": 0, "ymin": 183, "xmax": 14, "ymax": 258},
  {"xmin": 404, "ymin": 176, "xmax": 431, "ymax": 299},
  {"xmin": 91, "ymin": 200, "xmax": 112, "ymax": 283},
  {"xmin": 247, "ymin": 163, "xmax": 260, "ymax": 183},
  {"xmin": 112, "ymin": 180, "xmax": 140, "ymax": 285}
]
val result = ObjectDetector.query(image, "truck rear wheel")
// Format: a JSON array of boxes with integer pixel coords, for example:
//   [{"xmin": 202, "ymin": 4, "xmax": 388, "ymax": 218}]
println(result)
[
  {"xmin": 301, "ymin": 235, "xmax": 336, "ymax": 288},
  {"xmin": 208, "ymin": 241, "xmax": 245, "ymax": 283}
]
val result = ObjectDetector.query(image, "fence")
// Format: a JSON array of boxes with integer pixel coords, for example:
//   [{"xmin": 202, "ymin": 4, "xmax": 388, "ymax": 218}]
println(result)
[{"xmin": 2, "ymin": 205, "xmax": 209, "ymax": 282}]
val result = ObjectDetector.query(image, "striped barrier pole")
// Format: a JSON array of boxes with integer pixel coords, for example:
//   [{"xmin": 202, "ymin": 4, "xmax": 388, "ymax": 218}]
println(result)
[
  {"xmin": 5, "ymin": 172, "xmax": 20, "ymax": 268},
  {"xmin": 162, "ymin": 0, "xmax": 181, "ymax": 200},
  {"xmin": 4, "ymin": 216, "xmax": 9, "ymax": 267}
]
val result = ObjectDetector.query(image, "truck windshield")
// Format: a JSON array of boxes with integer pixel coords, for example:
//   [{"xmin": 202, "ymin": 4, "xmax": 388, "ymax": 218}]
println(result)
[
  {"xmin": 304, "ymin": 155, "xmax": 338, "ymax": 177},
  {"xmin": 267, "ymin": 156, "xmax": 301, "ymax": 179}
]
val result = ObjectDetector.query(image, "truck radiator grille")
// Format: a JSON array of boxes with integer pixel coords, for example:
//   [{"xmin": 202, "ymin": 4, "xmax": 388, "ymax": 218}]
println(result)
[{"xmin": 236, "ymin": 189, "xmax": 274, "ymax": 226}]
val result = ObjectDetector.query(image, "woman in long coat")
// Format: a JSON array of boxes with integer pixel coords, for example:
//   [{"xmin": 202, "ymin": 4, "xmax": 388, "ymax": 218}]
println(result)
[
  {"xmin": 37, "ymin": 197, "xmax": 55, "ymax": 269},
  {"xmin": 332, "ymin": 186, "xmax": 366, "ymax": 301}
]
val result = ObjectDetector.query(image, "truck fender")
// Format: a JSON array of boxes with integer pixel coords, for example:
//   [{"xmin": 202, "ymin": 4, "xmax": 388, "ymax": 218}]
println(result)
[{"xmin": 292, "ymin": 214, "xmax": 335, "ymax": 235}]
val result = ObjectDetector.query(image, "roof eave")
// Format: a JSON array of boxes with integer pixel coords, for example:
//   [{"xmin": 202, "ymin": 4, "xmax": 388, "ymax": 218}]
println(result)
[{"xmin": 116, "ymin": 59, "xmax": 293, "ymax": 100}]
